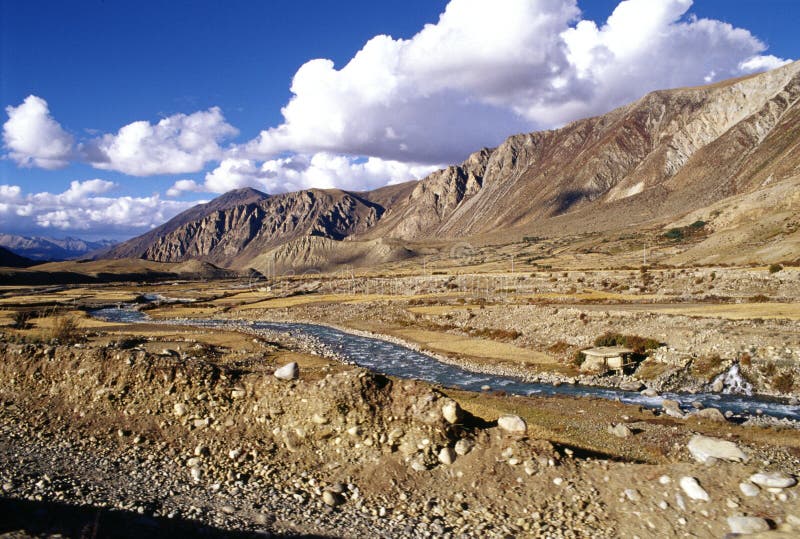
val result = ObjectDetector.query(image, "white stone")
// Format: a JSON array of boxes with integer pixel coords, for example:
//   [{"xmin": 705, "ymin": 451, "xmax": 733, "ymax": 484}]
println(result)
[
  {"xmin": 658, "ymin": 475, "xmax": 671, "ymax": 485},
  {"xmin": 442, "ymin": 400, "xmax": 462, "ymax": 424},
  {"xmin": 553, "ymin": 477, "xmax": 564, "ymax": 486},
  {"xmin": 322, "ymin": 490, "xmax": 345, "ymax": 507},
  {"xmin": 173, "ymin": 403, "xmax": 187, "ymax": 417},
  {"xmin": 726, "ymin": 516, "xmax": 770, "ymax": 534},
  {"xmin": 687, "ymin": 435, "xmax": 747, "ymax": 464},
  {"xmin": 454, "ymin": 439, "xmax": 474, "ymax": 456},
  {"xmin": 739, "ymin": 482, "xmax": 760, "ymax": 497},
  {"xmin": 438, "ymin": 447, "xmax": 456, "ymax": 465},
  {"xmin": 749, "ymin": 472, "xmax": 796, "ymax": 489},
  {"xmin": 410, "ymin": 457, "xmax": 427, "ymax": 472},
  {"xmin": 693, "ymin": 407, "xmax": 727, "ymax": 422},
  {"xmin": 608, "ymin": 423, "xmax": 633, "ymax": 438},
  {"xmin": 189, "ymin": 466, "xmax": 201, "ymax": 482},
  {"xmin": 624, "ymin": 489, "xmax": 641, "ymax": 502},
  {"xmin": 274, "ymin": 362, "xmax": 299, "ymax": 380},
  {"xmin": 679, "ymin": 476, "xmax": 710, "ymax": 501},
  {"xmin": 498, "ymin": 415, "xmax": 527, "ymax": 434}
]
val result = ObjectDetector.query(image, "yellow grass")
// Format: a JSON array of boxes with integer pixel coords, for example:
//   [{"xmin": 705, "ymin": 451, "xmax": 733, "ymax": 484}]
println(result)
[
  {"xmin": 236, "ymin": 292, "xmax": 449, "ymax": 310},
  {"xmin": 522, "ymin": 290, "xmax": 663, "ymax": 302},
  {"xmin": 648, "ymin": 302, "xmax": 800, "ymax": 320},
  {"xmin": 391, "ymin": 328, "xmax": 554, "ymax": 365},
  {"xmin": 407, "ymin": 304, "xmax": 483, "ymax": 315}
]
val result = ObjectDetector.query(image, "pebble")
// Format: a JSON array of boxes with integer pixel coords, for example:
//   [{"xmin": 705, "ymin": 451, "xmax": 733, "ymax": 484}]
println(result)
[
  {"xmin": 454, "ymin": 439, "xmax": 474, "ymax": 456},
  {"xmin": 441, "ymin": 400, "xmax": 462, "ymax": 424},
  {"xmin": 608, "ymin": 423, "xmax": 632, "ymax": 438},
  {"xmin": 749, "ymin": 472, "xmax": 797, "ymax": 489},
  {"xmin": 189, "ymin": 466, "xmax": 201, "ymax": 482},
  {"xmin": 687, "ymin": 435, "xmax": 747, "ymax": 464},
  {"xmin": 497, "ymin": 415, "xmax": 527, "ymax": 434},
  {"xmin": 679, "ymin": 476, "xmax": 709, "ymax": 501},
  {"xmin": 739, "ymin": 482, "xmax": 760, "ymax": 497},
  {"xmin": 274, "ymin": 362, "xmax": 299, "ymax": 381},
  {"xmin": 322, "ymin": 490, "xmax": 345, "ymax": 507},
  {"xmin": 624, "ymin": 489, "xmax": 641, "ymax": 502},
  {"xmin": 438, "ymin": 447, "xmax": 455, "ymax": 465},
  {"xmin": 726, "ymin": 516, "xmax": 770, "ymax": 534},
  {"xmin": 173, "ymin": 403, "xmax": 187, "ymax": 417},
  {"xmin": 693, "ymin": 407, "xmax": 727, "ymax": 422}
]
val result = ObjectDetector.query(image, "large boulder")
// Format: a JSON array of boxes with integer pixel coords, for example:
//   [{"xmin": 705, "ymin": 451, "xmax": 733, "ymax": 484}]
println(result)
[
  {"xmin": 498, "ymin": 415, "xmax": 527, "ymax": 434},
  {"xmin": 687, "ymin": 435, "xmax": 747, "ymax": 464}
]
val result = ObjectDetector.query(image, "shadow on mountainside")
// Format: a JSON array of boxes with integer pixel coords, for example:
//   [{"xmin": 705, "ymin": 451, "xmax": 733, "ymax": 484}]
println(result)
[{"xmin": 0, "ymin": 497, "xmax": 334, "ymax": 539}]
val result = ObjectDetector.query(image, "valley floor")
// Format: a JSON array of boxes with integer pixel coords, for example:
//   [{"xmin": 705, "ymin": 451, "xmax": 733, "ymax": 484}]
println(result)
[{"xmin": 1, "ymin": 263, "xmax": 799, "ymax": 537}]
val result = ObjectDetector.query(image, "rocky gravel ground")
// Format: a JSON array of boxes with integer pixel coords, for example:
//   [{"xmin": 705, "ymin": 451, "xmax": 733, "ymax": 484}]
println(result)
[{"xmin": 2, "ymin": 334, "xmax": 800, "ymax": 538}]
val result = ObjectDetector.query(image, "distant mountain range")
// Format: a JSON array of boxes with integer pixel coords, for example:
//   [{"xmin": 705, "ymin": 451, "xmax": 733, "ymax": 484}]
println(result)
[
  {"xmin": 102, "ymin": 61, "xmax": 800, "ymax": 270},
  {"xmin": 0, "ymin": 234, "xmax": 117, "ymax": 261}
]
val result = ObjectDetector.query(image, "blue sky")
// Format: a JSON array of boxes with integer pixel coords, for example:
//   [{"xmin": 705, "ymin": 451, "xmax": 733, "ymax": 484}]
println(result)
[{"xmin": 0, "ymin": 0, "xmax": 796, "ymax": 240}]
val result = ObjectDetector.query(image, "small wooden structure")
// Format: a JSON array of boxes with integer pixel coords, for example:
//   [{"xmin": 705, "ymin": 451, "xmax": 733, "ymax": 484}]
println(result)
[{"xmin": 580, "ymin": 346, "xmax": 634, "ymax": 374}]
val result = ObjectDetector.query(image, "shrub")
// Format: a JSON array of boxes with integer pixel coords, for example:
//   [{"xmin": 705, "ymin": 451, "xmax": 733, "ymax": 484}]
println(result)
[
  {"xmin": 664, "ymin": 228, "xmax": 684, "ymax": 240},
  {"xmin": 750, "ymin": 294, "xmax": 770, "ymax": 303},
  {"xmin": 772, "ymin": 373, "xmax": 794, "ymax": 393},
  {"xmin": 593, "ymin": 332, "xmax": 661, "ymax": 354},
  {"xmin": 548, "ymin": 341, "xmax": 571, "ymax": 355},
  {"xmin": 768, "ymin": 263, "xmax": 783, "ymax": 274},
  {"xmin": 11, "ymin": 310, "xmax": 31, "ymax": 329},
  {"xmin": 49, "ymin": 315, "xmax": 84, "ymax": 344},
  {"xmin": 740, "ymin": 352, "xmax": 752, "ymax": 366},
  {"xmin": 572, "ymin": 350, "xmax": 585, "ymax": 367},
  {"xmin": 763, "ymin": 362, "xmax": 777, "ymax": 377}
]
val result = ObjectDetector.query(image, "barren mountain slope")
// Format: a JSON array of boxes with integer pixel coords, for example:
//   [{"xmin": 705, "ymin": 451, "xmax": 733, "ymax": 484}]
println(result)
[
  {"xmin": 375, "ymin": 61, "xmax": 800, "ymax": 240},
  {"xmin": 103, "ymin": 62, "xmax": 800, "ymax": 269},
  {"xmin": 104, "ymin": 187, "xmax": 269, "ymax": 260},
  {"xmin": 116, "ymin": 189, "xmax": 385, "ymax": 268}
]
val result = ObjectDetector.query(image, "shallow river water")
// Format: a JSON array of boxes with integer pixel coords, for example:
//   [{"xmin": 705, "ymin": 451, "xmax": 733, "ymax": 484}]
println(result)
[{"xmin": 90, "ymin": 306, "xmax": 800, "ymax": 421}]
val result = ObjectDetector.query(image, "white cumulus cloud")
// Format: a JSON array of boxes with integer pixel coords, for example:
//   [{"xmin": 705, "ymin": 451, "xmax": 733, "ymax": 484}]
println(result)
[
  {"xmin": 242, "ymin": 0, "xmax": 791, "ymax": 165},
  {"xmin": 0, "ymin": 180, "xmax": 197, "ymax": 234},
  {"xmin": 3, "ymin": 95, "xmax": 75, "ymax": 169},
  {"xmin": 82, "ymin": 107, "xmax": 238, "ymax": 176},
  {"xmin": 168, "ymin": 155, "xmax": 441, "ymax": 196}
]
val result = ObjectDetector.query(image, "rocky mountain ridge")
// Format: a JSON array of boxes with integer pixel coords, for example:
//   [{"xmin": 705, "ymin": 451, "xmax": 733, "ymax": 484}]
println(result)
[{"xmin": 104, "ymin": 61, "xmax": 800, "ymax": 270}]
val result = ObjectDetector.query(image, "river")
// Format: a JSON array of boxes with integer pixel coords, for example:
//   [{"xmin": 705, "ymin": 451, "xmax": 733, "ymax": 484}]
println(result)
[{"xmin": 90, "ymin": 306, "xmax": 800, "ymax": 422}]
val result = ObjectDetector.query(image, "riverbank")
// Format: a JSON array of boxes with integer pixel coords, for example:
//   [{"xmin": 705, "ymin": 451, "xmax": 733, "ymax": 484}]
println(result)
[{"xmin": 2, "ymin": 333, "xmax": 800, "ymax": 538}]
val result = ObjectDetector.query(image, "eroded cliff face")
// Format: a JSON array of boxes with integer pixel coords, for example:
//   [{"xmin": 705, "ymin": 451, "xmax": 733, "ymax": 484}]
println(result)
[
  {"xmin": 136, "ymin": 190, "xmax": 383, "ymax": 267},
  {"xmin": 105, "ymin": 61, "xmax": 800, "ymax": 268},
  {"xmin": 383, "ymin": 61, "xmax": 800, "ymax": 239}
]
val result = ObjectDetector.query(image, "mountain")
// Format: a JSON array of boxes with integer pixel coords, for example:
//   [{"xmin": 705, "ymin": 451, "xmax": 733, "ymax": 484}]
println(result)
[
  {"xmin": 0, "ymin": 234, "xmax": 118, "ymax": 261},
  {"xmin": 105, "ymin": 61, "xmax": 800, "ymax": 270},
  {"xmin": 103, "ymin": 187, "xmax": 269, "ymax": 260},
  {"xmin": 0, "ymin": 246, "xmax": 36, "ymax": 268}
]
